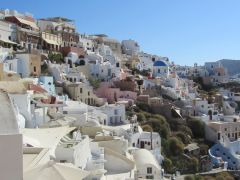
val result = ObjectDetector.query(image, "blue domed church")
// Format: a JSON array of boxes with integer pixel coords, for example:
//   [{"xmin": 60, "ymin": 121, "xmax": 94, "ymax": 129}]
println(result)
[{"xmin": 152, "ymin": 60, "xmax": 170, "ymax": 78}]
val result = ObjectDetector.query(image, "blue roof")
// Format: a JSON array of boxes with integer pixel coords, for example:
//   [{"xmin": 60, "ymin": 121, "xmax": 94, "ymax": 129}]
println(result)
[{"xmin": 153, "ymin": 60, "xmax": 167, "ymax": 66}]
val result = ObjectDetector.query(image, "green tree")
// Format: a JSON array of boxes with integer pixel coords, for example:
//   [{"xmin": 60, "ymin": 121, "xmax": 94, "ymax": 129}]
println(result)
[
  {"xmin": 136, "ymin": 102, "xmax": 151, "ymax": 112},
  {"xmin": 137, "ymin": 113, "xmax": 146, "ymax": 122},
  {"xmin": 167, "ymin": 137, "xmax": 184, "ymax": 156},
  {"xmin": 179, "ymin": 125, "xmax": 193, "ymax": 137},
  {"xmin": 162, "ymin": 158, "xmax": 173, "ymax": 173},
  {"xmin": 175, "ymin": 131, "xmax": 191, "ymax": 144},
  {"xmin": 187, "ymin": 118, "xmax": 205, "ymax": 138},
  {"xmin": 48, "ymin": 52, "xmax": 63, "ymax": 64},
  {"xmin": 89, "ymin": 78, "xmax": 101, "ymax": 89},
  {"xmin": 190, "ymin": 157, "xmax": 199, "ymax": 172},
  {"xmin": 141, "ymin": 124, "xmax": 153, "ymax": 132},
  {"xmin": 146, "ymin": 118, "xmax": 170, "ymax": 139}
]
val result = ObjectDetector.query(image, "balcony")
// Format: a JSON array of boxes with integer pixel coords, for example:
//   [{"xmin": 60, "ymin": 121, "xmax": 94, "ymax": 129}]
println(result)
[{"xmin": 17, "ymin": 27, "xmax": 40, "ymax": 36}]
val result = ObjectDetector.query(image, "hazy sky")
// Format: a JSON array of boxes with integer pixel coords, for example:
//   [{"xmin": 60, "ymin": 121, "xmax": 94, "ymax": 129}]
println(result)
[{"xmin": 2, "ymin": 0, "xmax": 240, "ymax": 65}]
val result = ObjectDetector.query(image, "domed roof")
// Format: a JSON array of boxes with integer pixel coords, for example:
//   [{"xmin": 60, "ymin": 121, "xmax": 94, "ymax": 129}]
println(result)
[
  {"xmin": 67, "ymin": 52, "xmax": 78, "ymax": 57},
  {"xmin": 85, "ymin": 120, "xmax": 100, "ymax": 127},
  {"xmin": 153, "ymin": 60, "xmax": 167, "ymax": 67}
]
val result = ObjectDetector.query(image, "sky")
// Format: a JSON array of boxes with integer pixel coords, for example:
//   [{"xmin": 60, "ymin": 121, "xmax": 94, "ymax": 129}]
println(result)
[{"xmin": 2, "ymin": 0, "xmax": 240, "ymax": 65}]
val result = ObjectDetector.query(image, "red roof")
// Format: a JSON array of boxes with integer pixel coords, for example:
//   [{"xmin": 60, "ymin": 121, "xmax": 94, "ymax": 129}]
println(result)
[{"xmin": 29, "ymin": 84, "xmax": 47, "ymax": 93}]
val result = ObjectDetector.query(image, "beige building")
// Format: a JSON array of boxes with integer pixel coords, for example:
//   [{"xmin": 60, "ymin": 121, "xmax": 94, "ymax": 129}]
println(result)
[
  {"xmin": 205, "ymin": 117, "xmax": 240, "ymax": 142},
  {"xmin": 41, "ymin": 32, "xmax": 62, "ymax": 52},
  {"xmin": 0, "ymin": 63, "xmax": 21, "ymax": 81},
  {"xmin": 15, "ymin": 53, "xmax": 41, "ymax": 77},
  {"xmin": 64, "ymin": 82, "xmax": 104, "ymax": 106},
  {"xmin": 122, "ymin": 54, "xmax": 140, "ymax": 69}
]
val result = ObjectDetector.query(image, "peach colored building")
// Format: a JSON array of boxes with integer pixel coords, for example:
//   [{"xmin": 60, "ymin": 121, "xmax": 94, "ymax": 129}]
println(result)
[{"xmin": 95, "ymin": 82, "xmax": 137, "ymax": 104}]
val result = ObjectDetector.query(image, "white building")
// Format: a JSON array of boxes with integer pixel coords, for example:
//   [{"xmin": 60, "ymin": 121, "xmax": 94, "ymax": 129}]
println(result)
[
  {"xmin": 193, "ymin": 98, "xmax": 216, "ymax": 116},
  {"xmin": 55, "ymin": 132, "xmax": 92, "ymax": 169},
  {"xmin": 89, "ymin": 59, "xmax": 121, "ymax": 81},
  {"xmin": 0, "ymin": 81, "xmax": 32, "ymax": 127},
  {"xmin": 98, "ymin": 103, "xmax": 127, "ymax": 126},
  {"xmin": 121, "ymin": 39, "xmax": 140, "ymax": 56},
  {"xmin": 134, "ymin": 149, "xmax": 162, "ymax": 180},
  {"xmin": 15, "ymin": 53, "xmax": 41, "ymax": 78},
  {"xmin": 0, "ymin": 20, "xmax": 17, "ymax": 45},
  {"xmin": 138, "ymin": 52, "xmax": 154, "ymax": 71},
  {"xmin": 79, "ymin": 34, "xmax": 95, "ymax": 52},
  {"xmin": 0, "ymin": 90, "xmax": 23, "ymax": 180},
  {"xmin": 152, "ymin": 59, "xmax": 170, "ymax": 78}
]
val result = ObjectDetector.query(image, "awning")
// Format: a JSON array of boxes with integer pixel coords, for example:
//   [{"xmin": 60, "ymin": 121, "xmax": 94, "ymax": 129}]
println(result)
[
  {"xmin": 0, "ymin": 39, "xmax": 17, "ymax": 45},
  {"xmin": 15, "ymin": 16, "xmax": 39, "ymax": 30},
  {"xmin": 42, "ymin": 36, "xmax": 60, "ymax": 46}
]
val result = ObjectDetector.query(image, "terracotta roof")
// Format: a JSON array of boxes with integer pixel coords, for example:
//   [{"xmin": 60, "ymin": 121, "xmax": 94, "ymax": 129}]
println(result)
[{"xmin": 29, "ymin": 84, "xmax": 47, "ymax": 93}]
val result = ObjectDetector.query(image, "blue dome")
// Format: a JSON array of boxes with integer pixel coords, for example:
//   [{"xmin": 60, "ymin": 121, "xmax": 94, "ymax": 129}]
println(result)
[{"xmin": 153, "ymin": 60, "xmax": 167, "ymax": 67}]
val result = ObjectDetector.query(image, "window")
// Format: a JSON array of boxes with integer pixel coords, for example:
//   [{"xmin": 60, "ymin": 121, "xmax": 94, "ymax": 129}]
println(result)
[
  {"xmin": 33, "ymin": 66, "xmax": 36, "ymax": 72},
  {"xmin": 114, "ymin": 109, "xmax": 118, "ymax": 115},
  {"xmin": 158, "ymin": 69, "xmax": 160, "ymax": 73},
  {"xmin": 146, "ymin": 175, "xmax": 154, "ymax": 179},
  {"xmin": 9, "ymin": 63, "xmax": 12, "ymax": 70},
  {"xmin": 88, "ymin": 91, "xmax": 90, "ymax": 96},
  {"xmin": 225, "ymin": 128, "xmax": 227, "ymax": 131},
  {"xmin": 147, "ymin": 167, "xmax": 152, "ymax": 174},
  {"xmin": 110, "ymin": 117, "xmax": 113, "ymax": 123},
  {"xmin": 80, "ymin": 88, "xmax": 82, "ymax": 93}
]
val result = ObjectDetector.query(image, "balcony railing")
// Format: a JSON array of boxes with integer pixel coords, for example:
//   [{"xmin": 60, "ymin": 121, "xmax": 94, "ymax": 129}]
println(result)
[{"xmin": 17, "ymin": 27, "xmax": 40, "ymax": 36}]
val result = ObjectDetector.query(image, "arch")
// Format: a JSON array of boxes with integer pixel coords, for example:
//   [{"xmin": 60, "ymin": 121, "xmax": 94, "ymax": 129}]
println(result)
[{"xmin": 79, "ymin": 59, "xmax": 85, "ymax": 66}]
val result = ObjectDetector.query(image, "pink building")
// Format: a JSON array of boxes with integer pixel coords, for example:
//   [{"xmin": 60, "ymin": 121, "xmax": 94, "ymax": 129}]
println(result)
[{"xmin": 95, "ymin": 82, "xmax": 137, "ymax": 105}]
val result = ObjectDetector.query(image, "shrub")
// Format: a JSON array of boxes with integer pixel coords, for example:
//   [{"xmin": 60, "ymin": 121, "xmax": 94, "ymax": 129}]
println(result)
[
  {"xmin": 89, "ymin": 78, "xmax": 101, "ymax": 89},
  {"xmin": 137, "ymin": 113, "xmax": 146, "ymax": 122},
  {"xmin": 175, "ymin": 131, "xmax": 191, "ymax": 144},
  {"xmin": 141, "ymin": 124, "xmax": 153, "ymax": 132},
  {"xmin": 179, "ymin": 125, "xmax": 193, "ymax": 137},
  {"xmin": 167, "ymin": 137, "xmax": 184, "ymax": 156},
  {"xmin": 48, "ymin": 52, "xmax": 64, "ymax": 64},
  {"xmin": 162, "ymin": 158, "xmax": 173, "ymax": 173},
  {"xmin": 187, "ymin": 118, "xmax": 205, "ymax": 138},
  {"xmin": 137, "ymin": 102, "xmax": 151, "ymax": 112},
  {"xmin": 184, "ymin": 176, "xmax": 194, "ymax": 180}
]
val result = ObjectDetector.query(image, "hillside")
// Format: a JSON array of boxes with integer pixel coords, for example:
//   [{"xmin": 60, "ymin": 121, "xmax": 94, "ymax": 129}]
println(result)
[{"xmin": 218, "ymin": 59, "xmax": 240, "ymax": 76}]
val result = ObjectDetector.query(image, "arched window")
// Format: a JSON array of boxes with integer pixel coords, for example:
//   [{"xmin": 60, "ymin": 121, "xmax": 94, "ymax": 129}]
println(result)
[{"xmin": 79, "ymin": 60, "xmax": 85, "ymax": 66}]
